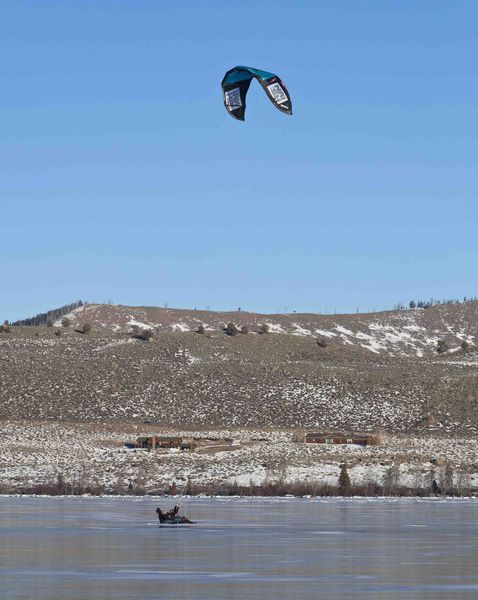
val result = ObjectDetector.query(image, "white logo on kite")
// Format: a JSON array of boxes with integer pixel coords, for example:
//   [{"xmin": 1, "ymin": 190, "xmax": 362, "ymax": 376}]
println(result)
[
  {"xmin": 225, "ymin": 88, "xmax": 242, "ymax": 110},
  {"xmin": 267, "ymin": 83, "xmax": 288, "ymax": 105}
]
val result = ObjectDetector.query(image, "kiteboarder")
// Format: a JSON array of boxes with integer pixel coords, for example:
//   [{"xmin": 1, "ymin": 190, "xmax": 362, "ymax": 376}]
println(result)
[{"xmin": 156, "ymin": 501, "xmax": 194, "ymax": 524}]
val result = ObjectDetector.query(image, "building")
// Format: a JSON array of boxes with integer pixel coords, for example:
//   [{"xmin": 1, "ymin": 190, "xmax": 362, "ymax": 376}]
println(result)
[{"xmin": 304, "ymin": 432, "xmax": 373, "ymax": 446}]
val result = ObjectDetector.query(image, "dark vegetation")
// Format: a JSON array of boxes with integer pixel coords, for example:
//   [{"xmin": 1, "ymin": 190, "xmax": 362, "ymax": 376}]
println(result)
[
  {"xmin": 338, "ymin": 464, "xmax": 351, "ymax": 491},
  {"xmin": 131, "ymin": 326, "xmax": 154, "ymax": 341},
  {"xmin": 13, "ymin": 300, "xmax": 84, "ymax": 326},
  {"xmin": 9, "ymin": 294, "xmax": 478, "ymax": 329},
  {"xmin": 6, "ymin": 477, "xmax": 474, "ymax": 498},
  {"xmin": 225, "ymin": 322, "xmax": 239, "ymax": 336},
  {"xmin": 436, "ymin": 339, "xmax": 449, "ymax": 354},
  {"xmin": 395, "ymin": 296, "xmax": 478, "ymax": 311}
]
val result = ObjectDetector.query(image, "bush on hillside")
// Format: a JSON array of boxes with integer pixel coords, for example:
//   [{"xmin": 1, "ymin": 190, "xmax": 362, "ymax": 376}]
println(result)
[
  {"xmin": 240, "ymin": 324, "xmax": 250, "ymax": 334},
  {"xmin": 225, "ymin": 322, "xmax": 239, "ymax": 336},
  {"xmin": 134, "ymin": 328, "xmax": 154, "ymax": 341},
  {"xmin": 436, "ymin": 339, "xmax": 449, "ymax": 354},
  {"xmin": 258, "ymin": 323, "xmax": 270, "ymax": 335},
  {"xmin": 61, "ymin": 317, "xmax": 71, "ymax": 328}
]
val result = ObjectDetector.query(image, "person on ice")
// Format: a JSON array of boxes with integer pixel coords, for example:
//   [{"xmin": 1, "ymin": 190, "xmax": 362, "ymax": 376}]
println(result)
[{"xmin": 156, "ymin": 502, "xmax": 193, "ymax": 524}]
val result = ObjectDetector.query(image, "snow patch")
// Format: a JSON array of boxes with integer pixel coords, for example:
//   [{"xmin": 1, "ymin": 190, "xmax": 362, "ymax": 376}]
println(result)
[
  {"xmin": 291, "ymin": 323, "xmax": 313, "ymax": 336},
  {"xmin": 266, "ymin": 322, "xmax": 286, "ymax": 334},
  {"xmin": 127, "ymin": 319, "xmax": 153, "ymax": 330},
  {"xmin": 171, "ymin": 323, "xmax": 190, "ymax": 332},
  {"xmin": 315, "ymin": 329, "xmax": 337, "ymax": 338}
]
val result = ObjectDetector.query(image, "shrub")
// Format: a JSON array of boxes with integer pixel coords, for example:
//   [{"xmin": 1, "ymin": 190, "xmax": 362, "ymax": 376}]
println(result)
[
  {"xmin": 258, "ymin": 323, "xmax": 270, "ymax": 335},
  {"xmin": 338, "ymin": 464, "xmax": 351, "ymax": 491},
  {"xmin": 54, "ymin": 329, "xmax": 62, "ymax": 336},
  {"xmin": 461, "ymin": 340, "xmax": 470, "ymax": 352},
  {"xmin": 196, "ymin": 324, "xmax": 205, "ymax": 334},
  {"xmin": 240, "ymin": 324, "xmax": 250, "ymax": 334},
  {"xmin": 316, "ymin": 337, "xmax": 328, "ymax": 348},
  {"xmin": 135, "ymin": 328, "xmax": 154, "ymax": 341},
  {"xmin": 436, "ymin": 339, "xmax": 449, "ymax": 354},
  {"xmin": 61, "ymin": 317, "xmax": 71, "ymax": 328},
  {"xmin": 46, "ymin": 320, "xmax": 54, "ymax": 327},
  {"xmin": 225, "ymin": 322, "xmax": 239, "ymax": 336},
  {"xmin": 0, "ymin": 323, "xmax": 10, "ymax": 333},
  {"xmin": 82, "ymin": 323, "xmax": 92, "ymax": 334}
]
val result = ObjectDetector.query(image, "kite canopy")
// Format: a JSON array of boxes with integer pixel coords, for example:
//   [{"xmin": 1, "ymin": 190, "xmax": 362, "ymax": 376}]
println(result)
[{"xmin": 221, "ymin": 66, "xmax": 292, "ymax": 121}]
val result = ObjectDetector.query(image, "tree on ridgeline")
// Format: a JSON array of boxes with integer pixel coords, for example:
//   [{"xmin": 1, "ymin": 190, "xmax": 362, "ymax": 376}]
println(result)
[{"xmin": 13, "ymin": 300, "xmax": 84, "ymax": 327}]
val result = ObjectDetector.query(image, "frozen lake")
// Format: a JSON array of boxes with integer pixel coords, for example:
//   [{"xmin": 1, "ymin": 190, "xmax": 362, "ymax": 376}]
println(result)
[{"xmin": 1, "ymin": 496, "xmax": 477, "ymax": 599}]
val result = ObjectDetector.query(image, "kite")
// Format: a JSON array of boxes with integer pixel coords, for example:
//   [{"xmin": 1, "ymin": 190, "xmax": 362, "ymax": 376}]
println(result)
[{"xmin": 221, "ymin": 66, "xmax": 292, "ymax": 121}]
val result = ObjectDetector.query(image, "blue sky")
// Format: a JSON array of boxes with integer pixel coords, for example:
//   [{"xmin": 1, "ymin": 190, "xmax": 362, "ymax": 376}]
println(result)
[{"xmin": 1, "ymin": 1, "xmax": 477, "ymax": 321}]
